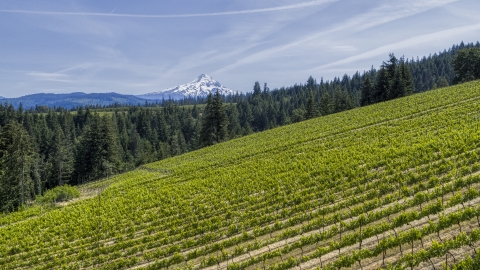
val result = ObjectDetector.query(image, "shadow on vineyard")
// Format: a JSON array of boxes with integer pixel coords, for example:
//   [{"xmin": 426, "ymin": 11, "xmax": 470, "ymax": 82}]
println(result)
[{"xmin": 2, "ymin": 80, "xmax": 480, "ymax": 269}]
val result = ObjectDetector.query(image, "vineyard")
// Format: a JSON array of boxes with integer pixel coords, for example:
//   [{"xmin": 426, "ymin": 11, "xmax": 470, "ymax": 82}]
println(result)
[{"xmin": 2, "ymin": 80, "xmax": 480, "ymax": 269}]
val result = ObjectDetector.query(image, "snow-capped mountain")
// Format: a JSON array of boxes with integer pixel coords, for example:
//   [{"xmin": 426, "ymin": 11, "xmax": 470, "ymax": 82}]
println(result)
[{"xmin": 138, "ymin": 74, "xmax": 236, "ymax": 100}]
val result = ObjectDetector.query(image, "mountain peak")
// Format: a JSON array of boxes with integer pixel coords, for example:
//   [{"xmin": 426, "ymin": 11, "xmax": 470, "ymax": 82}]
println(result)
[
  {"xmin": 193, "ymin": 74, "xmax": 215, "ymax": 84},
  {"xmin": 196, "ymin": 73, "xmax": 211, "ymax": 80},
  {"xmin": 138, "ymin": 74, "xmax": 235, "ymax": 100}
]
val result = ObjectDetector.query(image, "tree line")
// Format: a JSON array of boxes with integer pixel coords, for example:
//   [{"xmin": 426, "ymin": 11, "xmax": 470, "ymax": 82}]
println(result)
[{"xmin": 1, "ymin": 42, "xmax": 479, "ymax": 213}]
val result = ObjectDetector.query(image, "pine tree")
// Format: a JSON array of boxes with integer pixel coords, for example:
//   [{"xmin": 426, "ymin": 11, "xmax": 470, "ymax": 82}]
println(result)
[
  {"xmin": 383, "ymin": 54, "xmax": 398, "ymax": 100},
  {"xmin": 170, "ymin": 130, "xmax": 185, "ymax": 156},
  {"xmin": 400, "ymin": 58, "xmax": 414, "ymax": 95},
  {"xmin": 389, "ymin": 57, "xmax": 414, "ymax": 99},
  {"xmin": 99, "ymin": 115, "xmax": 121, "ymax": 178},
  {"xmin": 333, "ymin": 86, "xmax": 344, "ymax": 113},
  {"xmin": 385, "ymin": 53, "xmax": 398, "ymax": 82},
  {"xmin": 227, "ymin": 103, "xmax": 242, "ymax": 139},
  {"xmin": 188, "ymin": 120, "xmax": 202, "ymax": 151},
  {"xmin": 200, "ymin": 94, "xmax": 216, "ymax": 146},
  {"xmin": 0, "ymin": 121, "xmax": 34, "ymax": 212},
  {"xmin": 453, "ymin": 47, "xmax": 480, "ymax": 84},
  {"xmin": 73, "ymin": 114, "xmax": 120, "ymax": 183},
  {"xmin": 373, "ymin": 67, "xmax": 389, "ymax": 102},
  {"xmin": 319, "ymin": 92, "xmax": 331, "ymax": 116},
  {"xmin": 213, "ymin": 91, "xmax": 229, "ymax": 140},
  {"xmin": 253, "ymin": 81, "xmax": 262, "ymax": 97},
  {"xmin": 306, "ymin": 76, "xmax": 317, "ymax": 92},
  {"xmin": 389, "ymin": 66, "xmax": 404, "ymax": 99},
  {"xmin": 49, "ymin": 126, "xmax": 73, "ymax": 186},
  {"xmin": 305, "ymin": 90, "xmax": 318, "ymax": 119},
  {"xmin": 200, "ymin": 91, "xmax": 229, "ymax": 146},
  {"xmin": 360, "ymin": 74, "xmax": 374, "ymax": 106}
]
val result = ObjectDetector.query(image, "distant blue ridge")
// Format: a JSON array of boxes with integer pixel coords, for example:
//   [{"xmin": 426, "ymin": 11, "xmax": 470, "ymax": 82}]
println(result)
[{"xmin": 2, "ymin": 92, "xmax": 148, "ymax": 109}]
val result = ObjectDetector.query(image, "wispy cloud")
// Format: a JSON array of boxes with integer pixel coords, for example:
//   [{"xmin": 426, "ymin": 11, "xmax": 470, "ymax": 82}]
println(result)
[
  {"xmin": 323, "ymin": 0, "xmax": 460, "ymax": 35},
  {"xmin": 0, "ymin": 0, "xmax": 338, "ymax": 18},
  {"xmin": 331, "ymin": 45, "xmax": 357, "ymax": 52},
  {"xmin": 27, "ymin": 72, "xmax": 71, "ymax": 83},
  {"xmin": 315, "ymin": 22, "xmax": 480, "ymax": 70},
  {"xmin": 214, "ymin": 0, "xmax": 459, "ymax": 74},
  {"xmin": 1, "ymin": 0, "xmax": 477, "ymax": 97}
]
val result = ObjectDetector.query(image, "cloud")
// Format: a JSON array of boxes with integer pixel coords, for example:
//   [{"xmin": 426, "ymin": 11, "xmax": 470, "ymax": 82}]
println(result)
[
  {"xmin": 323, "ymin": 0, "xmax": 460, "ymax": 35},
  {"xmin": 1, "ymin": 0, "xmax": 475, "ymax": 97},
  {"xmin": 27, "ymin": 72, "xmax": 71, "ymax": 83},
  {"xmin": 331, "ymin": 45, "xmax": 357, "ymax": 52},
  {"xmin": 0, "ymin": 0, "xmax": 338, "ymax": 18},
  {"xmin": 315, "ymin": 22, "xmax": 480, "ymax": 70},
  {"xmin": 213, "ymin": 0, "xmax": 459, "ymax": 74}
]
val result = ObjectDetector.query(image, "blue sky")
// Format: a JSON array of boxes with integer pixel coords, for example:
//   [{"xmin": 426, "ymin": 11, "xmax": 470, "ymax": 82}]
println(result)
[{"xmin": 0, "ymin": 0, "xmax": 479, "ymax": 98}]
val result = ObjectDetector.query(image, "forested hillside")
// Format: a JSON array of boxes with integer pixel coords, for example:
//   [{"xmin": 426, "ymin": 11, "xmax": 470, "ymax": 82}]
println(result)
[
  {"xmin": 0, "ymin": 42, "xmax": 479, "ymax": 213},
  {"xmin": 3, "ymin": 92, "xmax": 146, "ymax": 110},
  {"xmin": 1, "ymin": 80, "xmax": 480, "ymax": 269}
]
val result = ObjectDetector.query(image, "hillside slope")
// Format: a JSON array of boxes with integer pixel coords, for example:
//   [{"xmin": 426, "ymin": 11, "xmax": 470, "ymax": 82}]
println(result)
[{"xmin": 2, "ymin": 81, "xmax": 480, "ymax": 269}]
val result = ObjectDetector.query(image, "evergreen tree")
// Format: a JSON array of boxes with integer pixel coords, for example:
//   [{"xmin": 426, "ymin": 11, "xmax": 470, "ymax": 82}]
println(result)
[
  {"xmin": 373, "ymin": 67, "xmax": 389, "ymax": 102},
  {"xmin": 360, "ymin": 74, "xmax": 374, "ymax": 106},
  {"xmin": 319, "ymin": 92, "xmax": 332, "ymax": 116},
  {"xmin": 305, "ymin": 90, "xmax": 318, "ymax": 119},
  {"xmin": 73, "ymin": 114, "xmax": 120, "ymax": 183},
  {"xmin": 200, "ymin": 91, "xmax": 229, "ymax": 146},
  {"xmin": 48, "ymin": 126, "xmax": 73, "ymax": 187},
  {"xmin": 238, "ymin": 102, "xmax": 253, "ymax": 130},
  {"xmin": 306, "ymin": 76, "xmax": 316, "ymax": 91},
  {"xmin": 389, "ymin": 57, "xmax": 414, "ymax": 99},
  {"xmin": 453, "ymin": 47, "xmax": 480, "ymax": 84},
  {"xmin": 389, "ymin": 65, "xmax": 404, "ymax": 99},
  {"xmin": 100, "ymin": 115, "xmax": 122, "ymax": 178},
  {"xmin": 227, "ymin": 103, "xmax": 242, "ymax": 139},
  {"xmin": 333, "ymin": 86, "xmax": 354, "ymax": 112},
  {"xmin": 384, "ymin": 54, "xmax": 399, "ymax": 100},
  {"xmin": 213, "ymin": 91, "xmax": 229, "ymax": 141},
  {"xmin": 400, "ymin": 58, "xmax": 414, "ymax": 95},
  {"xmin": 188, "ymin": 120, "xmax": 202, "ymax": 151},
  {"xmin": 169, "ymin": 130, "xmax": 185, "ymax": 156},
  {"xmin": 0, "ymin": 121, "xmax": 34, "ymax": 212},
  {"xmin": 200, "ymin": 94, "xmax": 216, "ymax": 146},
  {"xmin": 253, "ymin": 81, "xmax": 262, "ymax": 97},
  {"xmin": 385, "ymin": 54, "xmax": 398, "ymax": 82}
]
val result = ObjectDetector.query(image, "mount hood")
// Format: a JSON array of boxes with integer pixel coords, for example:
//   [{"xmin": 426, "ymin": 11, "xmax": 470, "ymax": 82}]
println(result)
[{"xmin": 138, "ymin": 74, "xmax": 236, "ymax": 100}]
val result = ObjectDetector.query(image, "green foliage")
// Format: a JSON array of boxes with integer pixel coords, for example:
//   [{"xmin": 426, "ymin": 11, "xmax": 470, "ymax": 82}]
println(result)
[
  {"xmin": 74, "ymin": 113, "xmax": 121, "ymax": 182},
  {"xmin": 1, "ymin": 43, "xmax": 475, "ymax": 211},
  {"xmin": 360, "ymin": 74, "xmax": 374, "ymax": 106},
  {"xmin": 1, "ymin": 42, "xmax": 480, "ymax": 269},
  {"xmin": 374, "ymin": 54, "xmax": 414, "ymax": 102},
  {"xmin": 200, "ymin": 91, "xmax": 229, "ymax": 146},
  {"xmin": 291, "ymin": 108, "xmax": 305, "ymax": 123},
  {"xmin": 453, "ymin": 47, "xmax": 480, "ymax": 84},
  {"xmin": 0, "ymin": 121, "xmax": 34, "ymax": 213},
  {"xmin": 1, "ymin": 80, "xmax": 480, "ymax": 269},
  {"xmin": 36, "ymin": 185, "xmax": 80, "ymax": 205},
  {"xmin": 304, "ymin": 90, "xmax": 318, "ymax": 119}
]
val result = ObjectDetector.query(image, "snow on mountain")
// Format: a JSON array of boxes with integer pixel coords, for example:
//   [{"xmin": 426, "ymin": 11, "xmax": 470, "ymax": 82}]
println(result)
[{"xmin": 138, "ymin": 74, "xmax": 236, "ymax": 100}]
